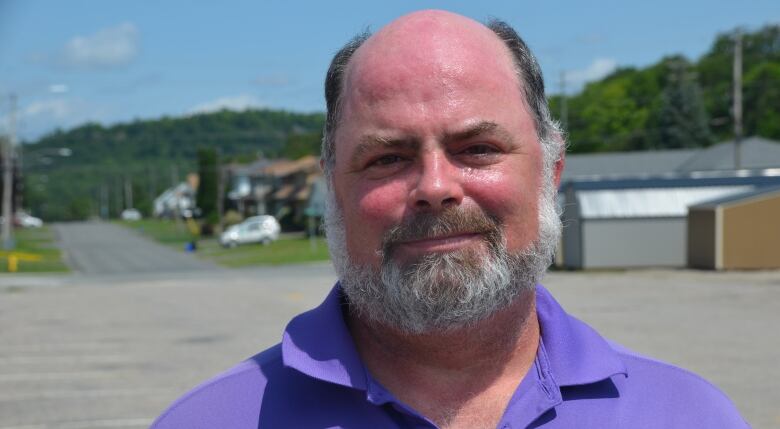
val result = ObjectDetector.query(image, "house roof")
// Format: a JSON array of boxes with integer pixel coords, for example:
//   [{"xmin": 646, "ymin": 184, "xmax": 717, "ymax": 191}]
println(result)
[
  {"xmin": 677, "ymin": 136, "xmax": 780, "ymax": 172},
  {"xmin": 562, "ymin": 148, "xmax": 698, "ymax": 181},
  {"xmin": 272, "ymin": 184, "xmax": 295, "ymax": 200},
  {"xmin": 562, "ymin": 173, "xmax": 780, "ymax": 192},
  {"xmin": 562, "ymin": 136, "xmax": 780, "ymax": 182},
  {"xmin": 576, "ymin": 186, "xmax": 754, "ymax": 219},
  {"xmin": 689, "ymin": 185, "xmax": 780, "ymax": 209},
  {"xmin": 264, "ymin": 155, "xmax": 319, "ymax": 177}
]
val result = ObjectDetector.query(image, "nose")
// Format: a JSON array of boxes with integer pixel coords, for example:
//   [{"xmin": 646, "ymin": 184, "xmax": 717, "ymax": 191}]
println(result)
[{"xmin": 408, "ymin": 151, "xmax": 464, "ymax": 211}]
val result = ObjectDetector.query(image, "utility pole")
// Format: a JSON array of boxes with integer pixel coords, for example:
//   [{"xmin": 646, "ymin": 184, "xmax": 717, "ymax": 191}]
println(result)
[
  {"xmin": 733, "ymin": 30, "xmax": 743, "ymax": 170},
  {"xmin": 100, "ymin": 184, "xmax": 109, "ymax": 219},
  {"xmin": 2, "ymin": 94, "xmax": 17, "ymax": 250},
  {"xmin": 171, "ymin": 164, "xmax": 182, "ymax": 226},
  {"xmin": 124, "ymin": 176, "xmax": 133, "ymax": 210},
  {"xmin": 217, "ymin": 162, "xmax": 225, "ymax": 232},
  {"xmin": 559, "ymin": 71, "xmax": 568, "ymax": 131}
]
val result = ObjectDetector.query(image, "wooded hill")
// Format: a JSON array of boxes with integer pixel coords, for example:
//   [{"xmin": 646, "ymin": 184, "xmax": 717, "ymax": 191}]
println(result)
[
  {"xmin": 21, "ymin": 25, "xmax": 779, "ymax": 221},
  {"xmin": 548, "ymin": 24, "xmax": 779, "ymax": 152},
  {"xmin": 23, "ymin": 110, "xmax": 324, "ymax": 220}
]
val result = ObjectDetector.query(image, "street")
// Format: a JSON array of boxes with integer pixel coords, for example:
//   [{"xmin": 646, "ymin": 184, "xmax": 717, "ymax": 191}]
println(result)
[
  {"xmin": 54, "ymin": 222, "xmax": 220, "ymax": 275},
  {"xmin": 0, "ymin": 223, "xmax": 777, "ymax": 428}
]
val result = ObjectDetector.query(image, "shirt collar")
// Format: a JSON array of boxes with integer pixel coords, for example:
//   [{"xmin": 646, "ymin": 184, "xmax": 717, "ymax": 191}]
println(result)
[
  {"xmin": 281, "ymin": 285, "xmax": 368, "ymax": 390},
  {"xmin": 535, "ymin": 284, "xmax": 627, "ymax": 386},
  {"xmin": 281, "ymin": 283, "xmax": 627, "ymax": 391}
]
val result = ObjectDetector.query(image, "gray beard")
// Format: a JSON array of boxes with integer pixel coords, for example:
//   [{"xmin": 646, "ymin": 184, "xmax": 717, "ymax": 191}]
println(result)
[{"xmin": 324, "ymin": 178, "xmax": 561, "ymax": 335}]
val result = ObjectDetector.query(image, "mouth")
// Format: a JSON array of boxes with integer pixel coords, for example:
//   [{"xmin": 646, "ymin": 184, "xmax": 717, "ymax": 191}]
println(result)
[{"xmin": 397, "ymin": 232, "xmax": 484, "ymax": 254}]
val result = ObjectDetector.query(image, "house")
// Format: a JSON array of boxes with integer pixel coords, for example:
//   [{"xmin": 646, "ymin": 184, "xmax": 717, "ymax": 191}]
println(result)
[
  {"xmin": 153, "ymin": 174, "xmax": 199, "ymax": 219},
  {"xmin": 225, "ymin": 155, "xmax": 322, "ymax": 230}
]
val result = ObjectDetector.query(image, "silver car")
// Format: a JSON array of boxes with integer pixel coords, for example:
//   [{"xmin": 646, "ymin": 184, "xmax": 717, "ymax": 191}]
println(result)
[{"xmin": 219, "ymin": 215, "xmax": 281, "ymax": 248}]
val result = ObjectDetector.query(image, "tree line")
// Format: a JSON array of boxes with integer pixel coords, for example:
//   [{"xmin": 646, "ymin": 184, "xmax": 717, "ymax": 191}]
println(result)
[
  {"xmin": 18, "ymin": 25, "xmax": 779, "ymax": 221},
  {"xmin": 549, "ymin": 24, "xmax": 779, "ymax": 152}
]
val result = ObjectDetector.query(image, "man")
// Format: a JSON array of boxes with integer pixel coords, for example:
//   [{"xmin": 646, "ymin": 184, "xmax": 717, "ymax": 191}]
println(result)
[{"xmin": 153, "ymin": 10, "xmax": 748, "ymax": 428}]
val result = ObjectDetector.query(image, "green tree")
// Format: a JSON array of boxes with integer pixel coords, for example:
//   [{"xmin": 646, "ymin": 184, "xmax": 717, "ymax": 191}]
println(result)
[
  {"xmin": 744, "ymin": 62, "xmax": 780, "ymax": 138},
  {"xmin": 282, "ymin": 131, "xmax": 322, "ymax": 159},
  {"xmin": 698, "ymin": 25, "xmax": 780, "ymax": 140},
  {"xmin": 649, "ymin": 58, "xmax": 713, "ymax": 148},
  {"xmin": 196, "ymin": 148, "xmax": 219, "ymax": 227}
]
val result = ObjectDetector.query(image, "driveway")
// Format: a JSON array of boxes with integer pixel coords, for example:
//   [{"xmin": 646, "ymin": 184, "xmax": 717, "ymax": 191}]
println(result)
[{"xmin": 54, "ymin": 222, "xmax": 220, "ymax": 276}]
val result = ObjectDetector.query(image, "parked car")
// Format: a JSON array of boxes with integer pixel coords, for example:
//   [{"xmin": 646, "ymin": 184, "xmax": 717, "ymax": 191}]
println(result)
[
  {"xmin": 15, "ymin": 212, "xmax": 43, "ymax": 228},
  {"xmin": 220, "ymin": 215, "xmax": 281, "ymax": 248},
  {"xmin": 121, "ymin": 208, "xmax": 142, "ymax": 221}
]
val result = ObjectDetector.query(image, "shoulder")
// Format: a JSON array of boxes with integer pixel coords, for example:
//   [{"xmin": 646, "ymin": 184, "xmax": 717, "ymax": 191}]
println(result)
[
  {"xmin": 607, "ymin": 341, "xmax": 749, "ymax": 428},
  {"xmin": 151, "ymin": 344, "xmax": 285, "ymax": 429}
]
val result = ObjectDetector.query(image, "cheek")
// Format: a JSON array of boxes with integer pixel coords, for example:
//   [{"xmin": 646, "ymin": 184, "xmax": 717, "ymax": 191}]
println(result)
[
  {"xmin": 342, "ymin": 180, "xmax": 408, "ymax": 259},
  {"xmin": 463, "ymin": 168, "xmax": 541, "ymax": 251}
]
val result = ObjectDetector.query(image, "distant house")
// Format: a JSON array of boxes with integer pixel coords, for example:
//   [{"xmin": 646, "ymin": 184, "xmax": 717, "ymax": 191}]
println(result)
[
  {"xmin": 558, "ymin": 137, "xmax": 780, "ymax": 269},
  {"xmin": 153, "ymin": 174, "xmax": 199, "ymax": 219},
  {"xmin": 225, "ymin": 155, "xmax": 322, "ymax": 230}
]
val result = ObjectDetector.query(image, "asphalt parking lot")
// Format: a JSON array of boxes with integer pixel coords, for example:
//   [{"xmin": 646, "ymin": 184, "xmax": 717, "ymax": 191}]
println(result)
[{"xmin": 1, "ymin": 266, "xmax": 778, "ymax": 428}]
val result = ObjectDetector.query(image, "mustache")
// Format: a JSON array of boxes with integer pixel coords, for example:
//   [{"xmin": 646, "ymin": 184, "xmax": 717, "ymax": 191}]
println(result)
[{"xmin": 381, "ymin": 207, "xmax": 503, "ymax": 255}]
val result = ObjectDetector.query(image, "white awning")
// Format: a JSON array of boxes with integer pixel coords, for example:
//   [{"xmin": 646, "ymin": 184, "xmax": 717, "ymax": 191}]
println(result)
[{"xmin": 576, "ymin": 186, "xmax": 754, "ymax": 219}]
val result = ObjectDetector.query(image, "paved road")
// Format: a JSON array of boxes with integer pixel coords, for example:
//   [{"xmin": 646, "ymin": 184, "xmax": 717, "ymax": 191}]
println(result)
[
  {"xmin": 0, "ymin": 267, "xmax": 778, "ymax": 428},
  {"xmin": 54, "ymin": 222, "xmax": 220, "ymax": 275}
]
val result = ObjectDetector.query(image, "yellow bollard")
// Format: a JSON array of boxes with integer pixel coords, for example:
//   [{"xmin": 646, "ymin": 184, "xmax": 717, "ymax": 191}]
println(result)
[{"xmin": 8, "ymin": 254, "xmax": 18, "ymax": 273}]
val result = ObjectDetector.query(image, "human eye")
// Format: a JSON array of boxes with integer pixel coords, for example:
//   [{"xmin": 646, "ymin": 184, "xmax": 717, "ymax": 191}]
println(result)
[
  {"xmin": 359, "ymin": 153, "xmax": 410, "ymax": 179},
  {"xmin": 369, "ymin": 154, "xmax": 406, "ymax": 167},
  {"xmin": 461, "ymin": 144, "xmax": 500, "ymax": 156}
]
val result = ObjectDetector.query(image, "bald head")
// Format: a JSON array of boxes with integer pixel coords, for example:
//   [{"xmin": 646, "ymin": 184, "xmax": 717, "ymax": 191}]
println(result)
[
  {"xmin": 344, "ymin": 11, "xmax": 519, "ymax": 115},
  {"xmin": 322, "ymin": 10, "xmax": 562, "ymax": 177}
]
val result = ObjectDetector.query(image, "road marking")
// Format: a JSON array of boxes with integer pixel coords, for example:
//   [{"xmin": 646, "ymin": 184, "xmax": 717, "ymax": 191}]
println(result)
[{"xmin": 286, "ymin": 291, "xmax": 304, "ymax": 301}]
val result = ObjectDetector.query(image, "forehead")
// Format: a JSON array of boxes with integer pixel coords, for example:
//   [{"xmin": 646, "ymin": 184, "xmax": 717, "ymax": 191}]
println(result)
[{"xmin": 343, "ymin": 20, "xmax": 520, "ymax": 110}]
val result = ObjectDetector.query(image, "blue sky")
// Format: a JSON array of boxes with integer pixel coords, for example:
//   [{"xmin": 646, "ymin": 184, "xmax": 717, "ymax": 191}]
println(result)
[{"xmin": 1, "ymin": 0, "xmax": 778, "ymax": 141}]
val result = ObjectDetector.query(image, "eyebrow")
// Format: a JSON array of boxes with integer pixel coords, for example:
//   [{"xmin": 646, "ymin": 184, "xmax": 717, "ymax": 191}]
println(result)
[
  {"xmin": 443, "ymin": 121, "xmax": 515, "ymax": 146},
  {"xmin": 349, "ymin": 120, "xmax": 516, "ymax": 167}
]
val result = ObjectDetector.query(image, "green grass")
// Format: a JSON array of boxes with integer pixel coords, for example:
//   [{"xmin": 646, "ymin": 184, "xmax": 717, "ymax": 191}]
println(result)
[
  {"xmin": 119, "ymin": 219, "xmax": 330, "ymax": 267},
  {"xmin": 117, "ymin": 219, "xmax": 198, "ymax": 247},
  {"xmin": 197, "ymin": 236, "xmax": 330, "ymax": 267},
  {"xmin": 0, "ymin": 227, "xmax": 69, "ymax": 273}
]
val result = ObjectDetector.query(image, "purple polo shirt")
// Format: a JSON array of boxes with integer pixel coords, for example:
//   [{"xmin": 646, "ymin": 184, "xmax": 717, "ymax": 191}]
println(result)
[{"xmin": 152, "ymin": 285, "xmax": 748, "ymax": 428}]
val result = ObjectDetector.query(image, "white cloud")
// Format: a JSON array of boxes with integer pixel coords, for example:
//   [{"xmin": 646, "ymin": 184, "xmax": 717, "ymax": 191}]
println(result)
[
  {"xmin": 0, "ymin": 98, "xmax": 104, "ymax": 141},
  {"xmin": 49, "ymin": 84, "xmax": 69, "ymax": 94},
  {"xmin": 188, "ymin": 94, "xmax": 265, "ymax": 115},
  {"xmin": 24, "ymin": 99, "xmax": 74, "ymax": 119},
  {"xmin": 565, "ymin": 58, "xmax": 618, "ymax": 87},
  {"xmin": 61, "ymin": 22, "xmax": 139, "ymax": 69}
]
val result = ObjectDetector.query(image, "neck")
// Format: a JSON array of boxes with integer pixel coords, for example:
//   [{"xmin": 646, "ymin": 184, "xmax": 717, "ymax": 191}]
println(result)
[{"xmin": 348, "ymin": 288, "xmax": 539, "ymax": 428}]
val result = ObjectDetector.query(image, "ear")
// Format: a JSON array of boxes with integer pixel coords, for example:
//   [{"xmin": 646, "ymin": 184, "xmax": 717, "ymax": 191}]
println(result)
[
  {"xmin": 549, "ymin": 129, "xmax": 566, "ymax": 188},
  {"xmin": 553, "ymin": 150, "xmax": 565, "ymax": 189}
]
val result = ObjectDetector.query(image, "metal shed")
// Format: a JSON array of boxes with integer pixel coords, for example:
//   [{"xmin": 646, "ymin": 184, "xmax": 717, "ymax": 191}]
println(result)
[
  {"xmin": 558, "ymin": 175, "xmax": 780, "ymax": 269},
  {"xmin": 688, "ymin": 186, "xmax": 780, "ymax": 270}
]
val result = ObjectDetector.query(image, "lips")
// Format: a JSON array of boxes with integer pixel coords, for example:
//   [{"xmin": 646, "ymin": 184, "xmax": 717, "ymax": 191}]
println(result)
[{"xmin": 397, "ymin": 232, "xmax": 484, "ymax": 253}]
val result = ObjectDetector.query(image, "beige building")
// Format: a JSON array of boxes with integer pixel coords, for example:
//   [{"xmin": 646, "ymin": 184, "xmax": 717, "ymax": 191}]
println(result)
[{"xmin": 688, "ymin": 186, "xmax": 780, "ymax": 270}]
